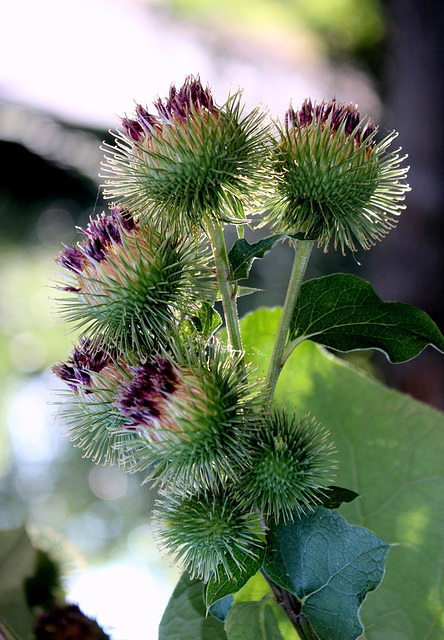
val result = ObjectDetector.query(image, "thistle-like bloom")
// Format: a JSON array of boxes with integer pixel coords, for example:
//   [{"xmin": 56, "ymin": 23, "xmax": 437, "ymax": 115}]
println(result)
[
  {"xmin": 267, "ymin": 98, "xmax": 410, "ymax": 252},
  {"xmin": 101, "ymin": 75, "xmax": 270, "ymax": 234},
  {"xmin": 54, "ymin": 205, "xmax": 214, "ymax": 353},
  {"xmin": 116, "ymin": 340, "xmax": 262, "ymax": 490},
  {"xmin": 236, "ymin": 408, "xmax": 335, "ymax": 522},
  {"xmin": 53, "ymin": 337, "xmax": 262, "ymax": 485},
  {"xmin": 153, "ymin": 483, "xmax": 265, "ymax": 582}
]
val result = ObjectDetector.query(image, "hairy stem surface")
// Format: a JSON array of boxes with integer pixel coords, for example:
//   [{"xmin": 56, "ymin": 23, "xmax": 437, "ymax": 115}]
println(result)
[
  {"xmin": 266, "ymin": 239, "xmax": 314, "ymax": 398},
  {"xmin": 261, "ymin": 570, "xmax": 317, "ymax": 639},
  {"xmin": 207, "ymin": 219, "xmax": 243, "ymax": 352}
]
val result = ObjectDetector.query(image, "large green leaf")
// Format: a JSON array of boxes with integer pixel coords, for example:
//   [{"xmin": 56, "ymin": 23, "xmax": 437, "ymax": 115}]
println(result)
[
  {"xmin": 240, "ymin": 308, "xmax": 444, "ymax": 639},
  {"xmin": 288, "ymin": 274, "xmax": 444, "ymax": 362},
  {"xmin": 263, "ymin": 508, "xmax": 389, "ymax": 640},
  {"xmin": 224, "ymin": 601, "xmax": 284, "ymax": 640},
  {"xmin": 159, "ymin": 573, "xmax": 227, "ymax": 640},
  {"xmin": 0, "ymin": 528, "xmax": 35, "ymax": 639}
]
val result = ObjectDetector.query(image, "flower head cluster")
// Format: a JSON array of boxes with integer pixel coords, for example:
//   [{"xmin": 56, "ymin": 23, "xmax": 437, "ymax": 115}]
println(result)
[
  {"xmin": 53, "ymin": 338, "xmax": 261, "ymax": 486},
  {"xmin": 54, "ymin": 205, "xmax": 214, "ymax": 353},
  {"xmin": 101, "ymin": 75, "xmax": 270, "ymax": 234},
  {"xmin": 267, "ymin": 98, "xmax": 410, "ymax": 252},
  {"xmin": 53, "ymin": 336, "xmax": 334, "ymax": 577},
  {"xmin": 51, "ymin": 77, "xmax": 404, "ymax": 585}
]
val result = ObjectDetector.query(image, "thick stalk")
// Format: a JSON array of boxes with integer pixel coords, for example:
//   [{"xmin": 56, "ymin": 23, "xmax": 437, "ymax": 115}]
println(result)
[
  {"xmin": 207, "ymin": 219, "xmax": 243, "ymax": 352},
  {"xmin": 261, "ymin": 570, "xmax": 317, "ymax": 640},
  {"xmin": 266, "ymin": 239, "xmax": 314, "ymax": 399}
]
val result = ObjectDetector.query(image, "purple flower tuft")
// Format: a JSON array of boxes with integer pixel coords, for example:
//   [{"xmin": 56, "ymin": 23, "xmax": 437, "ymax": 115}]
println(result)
[
  {"xmin": 285, "ymin": 98, "xmax": 376, "ymax": 149},
  {"xmin": 117, "ymin": 358, "xmax": 179, "ymax": 426},
  {"xmin": 55, "ymin": 245, "xmax": 86, "ymax": 273},
  {"xmin": 121, "ymin": 116, "xmax": 145, "ymax": 142},
  {"xmin": 80, "ymin": 207, "xmax": 135, "ymax": 263},
  {"xmin": 154, "ymin": 75, "xmax": 216, "ymax": 123},
  {"xmin": 122, "ymin": 106, "xmax": 161, "ymax": 143},
  {"xmin": 56, "ymin": 207, "xmax": 136, "ymax": 272},
  {"xmin": 52, "ymin": 337, "xmax": 112, "ymax": 392}
]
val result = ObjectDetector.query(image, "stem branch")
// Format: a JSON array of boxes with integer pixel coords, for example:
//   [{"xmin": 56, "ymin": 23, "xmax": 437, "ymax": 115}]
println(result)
[
  {"xmin": 261, "ymin": 570, "xmax": 317, "ymax": 640},
  {"xmin": 207, "ymin": 219, "xmax": 243, "ymax": 352},
  {"xmin": 266, "ymin": 239, "xmax": 314, "ymax": 399}
]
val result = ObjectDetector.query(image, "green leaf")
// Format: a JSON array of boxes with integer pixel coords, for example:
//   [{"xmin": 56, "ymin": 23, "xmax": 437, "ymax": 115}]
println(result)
[
  {"xmin": 0, "ymin": 528, "xmax": 35, "ymax": 639},
  {"xmin": 189, "ymin": 302, "xmax": 222, "ymax": 338},
  {"xmin": 240, "ymin": 307, "xmax": 444, "ymax": 639},
  {"xmin": 159, "ymin": 573, "xmax": 227, "ymax": 640},
  {"xmin": 263, "ymin": 507, "xmax": 390, "ymax": 640},
  {"xmin": 289, "ymin": 274, "xmax": 444, "ymax": 362},
  {"xmin": 228, "ymin": 235, "xmax": 287, "ymax": 281},
  {"xmin": 224, "ymin": 601, "xmax": 284, "ymax": 640},
  {"xmin": 319, "ymin": 485, "xmax": 360, "ymax": 510},
  {"xmin": 206, "ymin": 548, "xmax": 265, "ymax": 611}
]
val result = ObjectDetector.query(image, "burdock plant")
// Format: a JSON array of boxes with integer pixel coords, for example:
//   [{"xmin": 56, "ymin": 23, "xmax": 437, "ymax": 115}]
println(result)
[{"xmin": 44, "ymin": 76, "xmax": 444, "ymax": 640}]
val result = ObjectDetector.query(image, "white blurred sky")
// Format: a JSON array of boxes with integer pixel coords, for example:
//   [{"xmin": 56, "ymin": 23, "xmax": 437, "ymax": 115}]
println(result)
[{"xmin": 0, "ymin": 0, "xmax": 379, "ymax": 129}]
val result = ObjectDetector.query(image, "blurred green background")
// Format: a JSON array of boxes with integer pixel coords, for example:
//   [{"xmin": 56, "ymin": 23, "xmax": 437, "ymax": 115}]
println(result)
[{"xmin": 1, "ymin": 0, "xmax": 443, "ymax": 637}]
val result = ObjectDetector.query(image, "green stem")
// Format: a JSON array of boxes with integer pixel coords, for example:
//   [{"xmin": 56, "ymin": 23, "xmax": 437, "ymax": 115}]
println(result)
[
  {"xmin": 207, "ymin": 219, "xmax": 243, "ymax": 352},
  {"xmin": 266, "ymin": 239, "xmax": 314, "ymax": 399},
  {"xmin": 261, "ymin": 570, "xmax": 317, "ymax": 640}
]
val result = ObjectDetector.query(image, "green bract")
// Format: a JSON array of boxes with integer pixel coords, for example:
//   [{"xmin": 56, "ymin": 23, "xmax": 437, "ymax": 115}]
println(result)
[
  {"xmin": 101, "ymin": 76, "xmax": 270, "ymax": 235},
  {"xmin": 266, "ymin": 98, "xmax": 410, "ymax": 252}
]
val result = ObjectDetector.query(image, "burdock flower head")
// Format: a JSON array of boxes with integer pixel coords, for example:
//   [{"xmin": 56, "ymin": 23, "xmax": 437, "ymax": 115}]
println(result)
[
  {"xmin": 267, "ymin": 98, "xmax": 410, "ymax": 252},
  {"xmin": 54, "ymin": 336, "xmax": 262, "ymax": 488},
  {"xmin": 153, "ymin": 481, "xmax": 265, "ymax": 582},
  {"xmin": 54, "ymin": 205, "xmax": 214, "ymax": 353},
  {"xmin": 236, "ymin": 408, "xmax": 335, "ymax": 523},
  {"xmin": 115, "ymin": 339, "xmax": 262, "ymax": 490},
  {"xmin": 101, "ymin": 75, "xmax": 270, "ymax": 234}
]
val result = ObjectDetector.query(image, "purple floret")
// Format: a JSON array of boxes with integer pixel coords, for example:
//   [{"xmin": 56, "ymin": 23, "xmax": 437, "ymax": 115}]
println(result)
[
  {"xmin": 52, "ymin": 337, "xmax": 112, "ymax": 392},
  {"xmin": 154, "ymin": 75, "xmax": 215, "ymax": 123},
  {"xmin": 117, "ymin": 358, "xmax": 179, "ymax": 426},
  {"xmin": 55, "ymin": 245, "xmax": 86, "ymax": 273}
]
